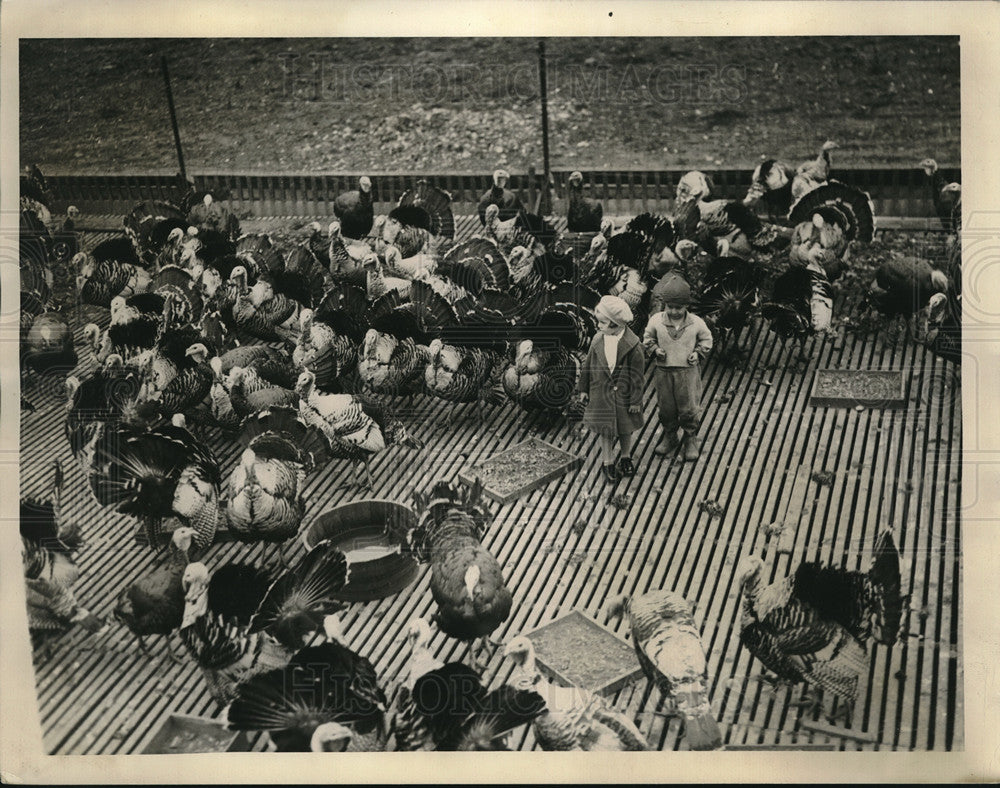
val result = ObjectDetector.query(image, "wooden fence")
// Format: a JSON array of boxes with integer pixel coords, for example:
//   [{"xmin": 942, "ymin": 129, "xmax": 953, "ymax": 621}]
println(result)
[{"xmin": 42, "ymin": 166, "xmax": 960, "ymax": 220}]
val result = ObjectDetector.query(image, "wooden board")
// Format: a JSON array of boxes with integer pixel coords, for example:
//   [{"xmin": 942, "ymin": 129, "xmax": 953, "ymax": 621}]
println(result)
[{"xmin": 458, "ymin": 437, "xmax": 583, "ymax": 504}]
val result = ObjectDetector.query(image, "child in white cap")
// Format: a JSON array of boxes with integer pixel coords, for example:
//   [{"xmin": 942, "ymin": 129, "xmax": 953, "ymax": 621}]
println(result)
[
  {"xmin": 577, "ymin": 295, "xmax": 645, "ymax": 483},
  {"xmin": 643, "ymin": 273, "xmax": 713, "ymax": 460}
]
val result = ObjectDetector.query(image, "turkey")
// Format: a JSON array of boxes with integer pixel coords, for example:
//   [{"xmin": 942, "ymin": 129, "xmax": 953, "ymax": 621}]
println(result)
[
  {"xmin": 409, "ymin": 480, "xmax": 512, "ymax": 669},
  {"xmin": 21, "ymin": 311, "xmax": 78, "ymax": 378},
  {"xmin": 565, "ymin": 171, "xmax": 603, "ymax": 232},
  {"xmin": 867, "ymin": 255, "xmax": 950, "ymax": 340},
  {"xmin": 186, "ymin": 193, "xmax": 241, "ymax": 240},
  {"xmin": 394, "ymin": 659, "xmax": 544, "ymax": 751},
  {"xmin": 791, "ymin": 140, "xmax": 838, "ymax": 202},
  {"xmin": 227, "ymin": 365, "xmax": 300, "ymax": 419},
  {"xmin": 761, "ymin": 265, "xmax": 834, "ymax": 368},
  {"xmin": 787, "ymin": 181, "xmax": 877, "ymax": 280},
  {"xmin": 482, "ymin": 204, "xmax": 549, "ymax": 266},
  {"xmin": 123, "ymin": 199, "xmax": 189, "ymax": 266},
  {"xmin": 477, "ymin": 169, "xmax": 524, "ymax": 226},
  {"xmin": 501, "ymin": 282, "xmax": 599, "ymax": 423},
  {"xmin": 393, "ymin": 179, "xmax": 456, "ymax": 243},
  {"xmin": 674, "ymin": 171, "xmax": 792, "ymax": 262},
  {"xmin": 234, "ymin": 232, "xmax": 285, "ymax": 279},
  {"xmin": 293, "ymin": 286, "xmax": 368, "ymax": 390},
  {"xmin": 226, "ymin": 407, "xmax": 332, "ymax": 566},
  {"xmin": 21, "ymin": 461, "xmax": 103, "ymax": 654},
  {"xmin": 694, "ymin": 254, "xmax": 766, "ymax": 358},
  {"xmin": 504, "ymin": 636, "xmax": 650, "ymax": 751},
  {"xmin": 112, "ymin": 526, "xmax": 197, "ymax": 660},
  {"xmin": 87, "ymin": 413, "xmax": 221, "ymax": 551},
  {"xmin": 916, "ymin": 288, "xmax": 962, "ymax": 366},
  {"xmin": 743, "ymin": 158, "xmax": 796, "ymax": 220},
  {"xmin": 64, "ymin": 355, "xmax": 144, "ymax": 474},
  {"xmin": 608, "ymin": 590, "xmax": 722, "ymax": 751},
  {"xmin": 231, "ymin": 265, "xmax": 300, "ymax": 344},
  {"xmin": 738, "ymin": 530, "xmax": 904, "ymax": 722},
  {"xmin": 223, "ymin": 614, "xmax": 389, "ymax": 752},
  {"xmin": 74, "ymin": 249, "xmax": 152, "ymax": 308},
  {"xmin": 436, "ymin": 237, "xmax": 512, "ymax": 297},
  {"xmin": 332, "ymin": 175, "xmax": 375, "ymax": 240},
  {"xmin": 140, "ymin": 341, "xmax": 215, "ymax": 424},
  {"xmin": 919, "ymin": 158, "xmax": 961, "ymax": 233},
  {"xmin": 266, "ymin": 243, "xmax": 332, "ymax": 310},
  {"xmin": 359, "ymin": 280, "xmax": 462, "ymax": 397},
  {"xmin": 424, "ymin": 337, "xmax": 507, "ymax": 411},
  {"xmin": 104, "ymin": 292, "xmax": 172, "ymax": 362},
  {"xmin": 326, "ymin": 220, "xmax": 373, "ymax": 288},
  {"xmin": 179, "ymin": 541, "xmax": 350, "ymax": 704},
  {"xmin": 295, "ymin": 369, "xmax": 422, "ymax": 489}
]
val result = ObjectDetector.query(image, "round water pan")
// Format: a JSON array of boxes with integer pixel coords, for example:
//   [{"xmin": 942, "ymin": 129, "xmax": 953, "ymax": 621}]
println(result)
[{"xmin": 302, "ymin": 499, "xmax": 419, "ymax": 602}]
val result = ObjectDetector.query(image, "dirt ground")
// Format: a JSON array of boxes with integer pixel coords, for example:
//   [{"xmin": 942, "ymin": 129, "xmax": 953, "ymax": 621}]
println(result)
[{"xmin": 20, "ymin": 37, "xmax": 959, "ymax": 174}]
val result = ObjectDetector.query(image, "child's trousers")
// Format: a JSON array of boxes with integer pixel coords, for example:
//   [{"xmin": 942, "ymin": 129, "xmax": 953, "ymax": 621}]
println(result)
[{"xmin": 653, "ymin": 366, "xmax": 703, "ymax": 433}]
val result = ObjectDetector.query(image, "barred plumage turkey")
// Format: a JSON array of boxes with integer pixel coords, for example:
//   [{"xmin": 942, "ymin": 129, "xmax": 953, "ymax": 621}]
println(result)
[
  {"xmin": 738, "ymin": 530, "xmax": 904, "ymax": 722},
  {"xmin": 179, "ymin": 543, "xmax": 349, "ymax": 705},
  {"xmin": 21, "ymin": 461, "xmax": 103, "ymax": 652},
  {"xmin": 327, "ymin": 220, "xmax": 373, "ymax": 288},
  {"xmin": 87, "ymin": 414, "xmax": 221, "ymax": 551},
  {"xmin": 225, "ymin": 407, "xmax": 332, "ymax": 565},
  {"xmin": 222, "ymin": 613, "xmax": 389, "ymax": 752},
  {"xmin": 761, "ymin": 265, "xmax": 833, "ymax": 368},
  {"xmin": 437, "ymin": 237, "xmax": 512, "ymax": 297},
  {"xmin": 74, "ymin": 250, "xmax": 152, "ymax": 308},
  {"xmin": 409, "ymin": 480, "xmax": 512, "ymax": 669},
  {"xmin": 227, "ymin": 365, "xmax": 299, "ymax": 419},
  {"xmin": 504, "ymin": 636, "xmax": 649, "ymax": 751},
  {"xmin": 295, "ymin": 369, "xmax": 421, "ymax": 488},
  {"xmin": 358, "ymin": 280, "xmax": 461, "ymax": 396},
  {"xmin": 744, "ymin": 158, "xmax": 796, "ymax": 219},
  {"xmin": 609, "ymin": 590, "xmax": 721, "ymax": 751},
  {"xmin": 501, "ymin": 282, "xmax": 598, "ymax": 420},
  {"xmin": 231, "ymin": 266, "xmax": 301, "ymax": 343},
  {"xmin": 424, "ymin": 338, "xmax": 507, "ymax": 409},
  {"xmin": 293, "ymin": 294, "xmax": 366, "ymax": 390},
  {"xmin": 787, "ymin": 180, "xmax": 876, "ymax": 280},
  {"xmin": 333, "ymin": 175, "xmax": 375, "ymax": 240}
]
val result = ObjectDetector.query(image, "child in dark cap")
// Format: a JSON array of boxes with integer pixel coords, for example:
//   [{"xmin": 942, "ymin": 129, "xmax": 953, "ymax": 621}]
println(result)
[
  {"xmin": 577, "ymin": 295, "xmax": 646, "ymax": 483},
  {"xmin": 643, "ymin": 273, "xmax": 713, "ymax": 460}
]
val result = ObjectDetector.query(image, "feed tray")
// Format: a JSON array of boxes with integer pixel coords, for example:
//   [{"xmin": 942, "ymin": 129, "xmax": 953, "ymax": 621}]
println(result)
[
  {"xmin": 140, "ymin": 714, "xmax": 250, "ymax": 754},
  {"xmin": 809, "ymin": 368, "xmax": 907, "ymax": 409},
  {"xmin": 458, "ymin": 437, "xmax": 582, "ymax": 504},
  {"xmin": 524, "ymin": 610, "xmax": 644, "ymax": 696}
]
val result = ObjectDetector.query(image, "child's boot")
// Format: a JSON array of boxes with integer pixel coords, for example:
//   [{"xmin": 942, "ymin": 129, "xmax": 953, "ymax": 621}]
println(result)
[
  {"xmin": 682, "ymin": 432, "xmax": 701, "ymax": 461},
  {"xmin": 654, "ymin": 425, "xmax": 681, "ymax": 455}
]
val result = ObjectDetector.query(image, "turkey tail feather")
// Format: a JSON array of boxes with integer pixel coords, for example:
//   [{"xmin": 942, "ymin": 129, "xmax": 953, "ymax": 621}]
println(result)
[
  {"xmin": 868, "ymin": 530, "xmax": 904, "ymax": 645},
  {"xmin": 788, "ymin": 180, "xmax": 876, "ymax": 243}
]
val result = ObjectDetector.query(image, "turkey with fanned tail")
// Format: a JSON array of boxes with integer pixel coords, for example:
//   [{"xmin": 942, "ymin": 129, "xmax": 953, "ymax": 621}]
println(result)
[
  {"xmin": 737, "ymin": 530, "xmax": 904, "ymax": 723},
  {"xmin": 222, "ymin": 613, "xmax": 389, "ymax": 751}
]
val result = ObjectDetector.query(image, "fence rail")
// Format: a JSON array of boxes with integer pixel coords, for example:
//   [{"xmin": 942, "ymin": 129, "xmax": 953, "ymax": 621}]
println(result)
[{"xmin": 42, "ymin": 166, "xmax": 960, "ymax": 221}]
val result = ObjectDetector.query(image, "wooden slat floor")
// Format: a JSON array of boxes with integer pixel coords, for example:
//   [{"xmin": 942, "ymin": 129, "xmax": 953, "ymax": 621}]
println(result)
[{"xmin": 18, "ymin": 218, "xmax": 962, "ymax": 754}]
